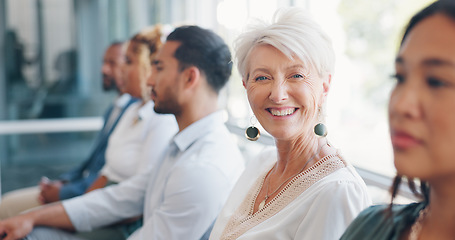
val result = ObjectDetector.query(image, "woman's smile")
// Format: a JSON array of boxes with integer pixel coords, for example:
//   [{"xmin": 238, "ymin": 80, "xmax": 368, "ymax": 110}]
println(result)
[{"xmin": 267, "ymin": 107, "xmax": 298, "ymax": 117}]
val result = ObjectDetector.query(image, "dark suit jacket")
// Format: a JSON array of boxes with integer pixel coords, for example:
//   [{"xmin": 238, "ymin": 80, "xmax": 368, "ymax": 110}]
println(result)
[{"xmin": 58, "ymin": 97, "xmax": 138, "ymax": 199}]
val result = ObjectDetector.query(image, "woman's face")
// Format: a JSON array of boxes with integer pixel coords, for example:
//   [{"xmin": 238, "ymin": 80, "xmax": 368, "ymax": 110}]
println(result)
[
  {"xmin": 123, "ymin": 41, "xmax": 150, "ymax": 99},
  {"xmin": 389, "ymin": 14, "xmax": 455, "ymax": 181},
  {"xmin": 244, "ymin": 44, "xmax": 330, "ymax": 141}
]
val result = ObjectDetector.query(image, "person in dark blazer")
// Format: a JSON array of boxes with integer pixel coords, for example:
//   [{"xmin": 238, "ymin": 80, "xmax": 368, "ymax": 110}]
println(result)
[{"xmin": 0, "ymin": 42, "xmax": 138, "ymax": 219}]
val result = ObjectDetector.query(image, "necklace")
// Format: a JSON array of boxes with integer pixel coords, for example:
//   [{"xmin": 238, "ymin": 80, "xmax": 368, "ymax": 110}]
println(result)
[
  {"xmin": 409, "ymin": 206, "xmax": 429, "ymax": 240},
  {"xmin": 257, "ymin": 142, "xmax": 327, "ymax": 210}
]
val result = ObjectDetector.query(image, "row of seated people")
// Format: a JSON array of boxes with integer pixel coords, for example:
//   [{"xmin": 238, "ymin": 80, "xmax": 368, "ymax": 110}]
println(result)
[{"xmin": 0, "ymin": 1, "xmax": 453, "ymax": 239}]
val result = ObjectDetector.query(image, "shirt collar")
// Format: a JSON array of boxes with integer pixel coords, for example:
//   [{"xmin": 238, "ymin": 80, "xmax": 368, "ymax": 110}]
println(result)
[
  {"xmin": 137, "ymin": 100, "xmax": 154, "ymax": 121},
  {"xmin": 172, "ymin": 110, "xmax": 227, "ymax": 152},
  {"xmin": 115, "ymin": 93, "xmax": 132, "ymax": 108}
]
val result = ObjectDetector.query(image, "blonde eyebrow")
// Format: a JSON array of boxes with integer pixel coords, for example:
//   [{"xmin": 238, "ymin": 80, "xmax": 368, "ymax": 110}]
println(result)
[
  {"xmin": 287, "ymin": 64, "xmax": 306, "ymax": 70},
  {"xmin": 251, "ymin": 64, "xmax": 305, "ymax": 73},
  {"xmin": 251, "ymin": 68, "xmax": 271, "ymax": 74}
]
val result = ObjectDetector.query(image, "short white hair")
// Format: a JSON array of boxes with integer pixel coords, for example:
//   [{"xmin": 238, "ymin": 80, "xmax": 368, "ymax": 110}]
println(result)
[{"xmin": 235, "ymin": 7, "xmax": 335, "ymax": 79}]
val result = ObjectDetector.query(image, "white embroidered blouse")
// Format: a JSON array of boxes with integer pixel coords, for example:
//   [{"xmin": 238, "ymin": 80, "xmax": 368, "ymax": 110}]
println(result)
[{"xmin": 209, "ymin": 147, "xmax": 371, "ymax": 240}]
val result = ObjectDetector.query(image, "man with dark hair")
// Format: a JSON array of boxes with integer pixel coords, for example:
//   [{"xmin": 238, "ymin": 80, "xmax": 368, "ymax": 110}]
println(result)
[
  {"xmin": 0, "ymin": 26, "xmax": 244, "ymax": 240},
  {"xmin": 165, "ymin": 26, "xmax": 232, "ymax": 93},
  {"xmin": 0, "ymin": 42, "xmax": 137, "ymax": 220}
]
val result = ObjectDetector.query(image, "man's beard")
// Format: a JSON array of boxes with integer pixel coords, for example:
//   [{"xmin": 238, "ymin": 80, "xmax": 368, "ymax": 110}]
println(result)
[
  {"xmin": 154, "ymin": 98, "xmax": 182, "ymax": 116},
  {"xmin": 102, "ymin": 75, "xmax": 117, "ymax": 91}
]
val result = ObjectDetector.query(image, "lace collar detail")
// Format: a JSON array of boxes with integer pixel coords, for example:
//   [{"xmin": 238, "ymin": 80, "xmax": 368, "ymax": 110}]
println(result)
[{"xmin": 219, "ymin": 153, "xmax": 347, "ymax": 239}]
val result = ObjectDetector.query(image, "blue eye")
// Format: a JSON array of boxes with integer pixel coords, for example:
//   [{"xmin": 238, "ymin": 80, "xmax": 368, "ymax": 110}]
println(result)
[
  {"xmin": 292, "ymin": 74, "xmax": 304, "ymax": 79},
  {"xmin": 255, "ymin": 76, "xmax": 268, "ymax": 81}
]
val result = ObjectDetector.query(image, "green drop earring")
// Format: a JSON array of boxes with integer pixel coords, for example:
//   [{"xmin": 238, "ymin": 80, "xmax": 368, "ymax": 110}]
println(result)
[
  {"xmin": 245, "ymin": 116, "xmax": 260, "ymax": 141},
  {"xmin": 314, "ymin": 123, "xmax": 327, "ymax": 137},
  {"xmin": 314, "ymin": 107, "xmax": 328, "ymax": 137}
]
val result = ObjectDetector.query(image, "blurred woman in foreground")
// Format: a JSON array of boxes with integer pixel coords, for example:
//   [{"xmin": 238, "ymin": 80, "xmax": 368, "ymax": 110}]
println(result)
[{"xmin": 341, "ymin": 1, "xmax": 455, "ymax": 239}]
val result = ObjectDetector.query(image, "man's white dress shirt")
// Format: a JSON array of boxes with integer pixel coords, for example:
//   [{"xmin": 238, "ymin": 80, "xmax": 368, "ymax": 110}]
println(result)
[{"xmin": 62, "ymin": 111, "xmax": 245, "ymax": 240}]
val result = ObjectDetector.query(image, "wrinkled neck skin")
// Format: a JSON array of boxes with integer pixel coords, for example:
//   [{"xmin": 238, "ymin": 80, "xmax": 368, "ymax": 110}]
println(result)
[{"xmin": 272, "ymin": 132, "xmax": 327, "ymax": 178}]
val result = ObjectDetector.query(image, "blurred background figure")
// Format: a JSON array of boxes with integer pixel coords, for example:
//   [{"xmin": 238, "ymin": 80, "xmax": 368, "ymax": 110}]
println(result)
[
  {"xmin": 0, "ymin": 42, "xmax": 138, "ymax": 220},
  {"xmin": 102, "ymin": 42, "xmax": 125, "ymax": 93},
  {"xmin": 87, "ymin": 25, "xmax": 178, "ymax": 192},
  {"xmin": 80, "ymin": 25, "xmax": 179, "ymax": 240},
  {"xmin": 0, "ymin": 25, "xmax": 244, "ymax": 240}
]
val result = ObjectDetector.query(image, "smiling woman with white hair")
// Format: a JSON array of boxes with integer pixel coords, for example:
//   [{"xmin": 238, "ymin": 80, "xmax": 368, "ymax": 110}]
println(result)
[{"xmin": 209, "ymin": 7, "xmax": 371, "ymax": 240}]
